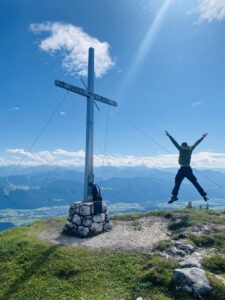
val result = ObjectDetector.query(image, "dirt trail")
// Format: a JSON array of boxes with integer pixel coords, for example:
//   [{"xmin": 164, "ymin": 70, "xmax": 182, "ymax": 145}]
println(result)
[{"xmin": 37, "ymin": 216, "xmax": 169, "ymax": 252}]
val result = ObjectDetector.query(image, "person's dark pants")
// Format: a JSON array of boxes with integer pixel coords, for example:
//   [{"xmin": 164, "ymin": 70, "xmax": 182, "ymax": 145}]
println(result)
[{"xmin": 172, "ymin": 166, "xmax": 207, "ymax": 197}]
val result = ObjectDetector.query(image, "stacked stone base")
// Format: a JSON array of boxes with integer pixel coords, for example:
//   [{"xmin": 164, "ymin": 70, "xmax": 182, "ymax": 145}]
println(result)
[{"xmin": 63, "ymin": 201, "xmax": 112, "ymax": 238}]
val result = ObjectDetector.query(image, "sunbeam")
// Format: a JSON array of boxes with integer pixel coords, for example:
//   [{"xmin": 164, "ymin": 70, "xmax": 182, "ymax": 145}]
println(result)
[{"xmin": 118, "ymin": 0, "xmax": 174, "ymax": 99}]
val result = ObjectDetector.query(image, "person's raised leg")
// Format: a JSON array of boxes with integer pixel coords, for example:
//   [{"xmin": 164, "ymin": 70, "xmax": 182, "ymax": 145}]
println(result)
[{"xmin": 186, "ymin": 168, "xmax": 208, "ymax": 201}]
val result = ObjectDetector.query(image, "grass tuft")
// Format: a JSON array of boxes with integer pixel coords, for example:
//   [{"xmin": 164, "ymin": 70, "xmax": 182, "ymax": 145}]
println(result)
[
  {"xmin": 142, "ymin": 267, "xmax": 173, "ymax": 286},
  {"xmin": 207, "ymin": 272, "xmax": 225, "ymax": 300},
  {"xmin": 142, "ymin": 256, "xmax": 177, "ymax": 288},
  {"xmin": 155, "ymin": 240, "xmax": 171, "ymax": 252},
  {"xmin": 168, "ymin": 215, "xmax": 191, "ymax": 231},
  {"xmin": 202, "ymin": 254, "xmax": 225, "ymax": 274},
  {"xmin": 190, "ymin": 233, "xmax": 225, "ymax": 250}
]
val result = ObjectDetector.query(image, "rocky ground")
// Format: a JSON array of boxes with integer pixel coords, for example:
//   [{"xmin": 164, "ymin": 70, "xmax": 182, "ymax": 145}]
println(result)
[
  {"xmin": 37, "ymin": 209, "xmax": 225, "ymax": 299},
  {"xmin": 37, "ymin": 215, "xmax": 169, "ymax": 252}
]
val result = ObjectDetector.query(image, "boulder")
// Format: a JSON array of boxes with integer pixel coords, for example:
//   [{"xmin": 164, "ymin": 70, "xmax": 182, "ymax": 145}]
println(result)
[
  {"xmin": 179, "ymin": 257, "xmax": 202, "ymax": 269},
  {"xmin": 80, "ymin": 205, "xmax": 91, "ymax": 216},
  {"xmin": 102, "ymin": 201, "xmax": 107, "ymax": 213},
  {"xmin": 105, "ymin": 212, "xmax": 110, "ymax": 222},
  {"xmin": 160, "ymin": 252, "xmax": 171, "ymax": 260},
  {"xmin": 172, "ymin": 267, "xmax": 211, "ymax": 298},
  {"xmin": 169, "ymin": 246, "xmax": 186, "ymax": 258},
  {"xmin": 93, "ymin": 213, "xmax": 104, "ymax": 223},
  {"xmin": 78, "ymin": 226, "xmax": 89, "ymax": 237},
  {"xmin": 174, "ymin": 241, "xmax": 195, "ymax": 254},
  {"xmin": 65, "ymin": 220, "xmax": 73, "ymax": 229},
  {"xmin": 82, "ymin": 218, "xmax": 92, "ymax": 228},
  {"xmin": 103, "ymin": 222, "xmax": 112, "ymax": 231},
  {"xmin": 91, "ymin": 222, "xmax": 103, "ymax": 234},
  {"xmin": 72, "ymin": 214, "xmax": 81, "ymax": 226}
]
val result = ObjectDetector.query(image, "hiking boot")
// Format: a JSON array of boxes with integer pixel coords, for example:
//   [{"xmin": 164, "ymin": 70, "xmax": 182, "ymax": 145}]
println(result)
[
  {"xmin": 203, "ymin": 195, "xmax": 209, "ymax": 201},
  {"xmin": 168, "ymin": 195, "xmax": 178, "ymax": 204}
]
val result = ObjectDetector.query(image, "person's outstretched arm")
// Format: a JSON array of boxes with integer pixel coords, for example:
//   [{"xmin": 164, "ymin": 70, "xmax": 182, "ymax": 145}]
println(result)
[
  {"xmin": 165, "ymin": 131, "xmax": 181, "ymax": 150},
  {"xmin": 191, "ymin": 133, "xmax": 208, "ymax": 150}
]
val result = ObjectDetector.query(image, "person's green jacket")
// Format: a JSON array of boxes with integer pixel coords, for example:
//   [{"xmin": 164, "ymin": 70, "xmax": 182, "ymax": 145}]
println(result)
[{"xmin": 168, "ymin": 135, "xmax": 205, "ymax": 166}]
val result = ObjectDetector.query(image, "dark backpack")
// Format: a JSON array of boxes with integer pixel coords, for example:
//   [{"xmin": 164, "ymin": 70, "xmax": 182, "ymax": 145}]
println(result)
[{"xmin": 92, "ymin": 184, "xmax": 102, "ymax": 202}]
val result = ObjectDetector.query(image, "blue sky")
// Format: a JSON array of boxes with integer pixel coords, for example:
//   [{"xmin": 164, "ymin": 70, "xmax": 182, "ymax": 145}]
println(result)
[{"xmin": 1, "ymin": 0, "xmax": 225, "ymax": 168}]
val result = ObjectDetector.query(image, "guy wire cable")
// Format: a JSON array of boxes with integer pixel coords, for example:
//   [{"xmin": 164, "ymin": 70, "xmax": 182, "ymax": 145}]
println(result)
[
  {"xmin": 100, "ymin": 106, "xmax": 111, "ymax": 180},
  {"xmin": 114, "ymin": 110, "xmax": 225, "ymax": 192},
  {"xmin": 0, "ymin": 92, "xmax": 69, "ymax": 189},
  {"xmin": 114, "ymin": 110, "xmax": 171, "ymax": 154}
]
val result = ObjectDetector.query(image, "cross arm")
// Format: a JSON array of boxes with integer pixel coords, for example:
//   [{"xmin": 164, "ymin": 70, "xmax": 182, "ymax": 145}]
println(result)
[
  {"xmin": 55, "ymin": 80, "xmax": 118, "ymax": 107},
  {"xmin": 93, "ymin": 93, "xmax": 118, "ymax": 107},
  {"xmin": 55, "ymin": 80, "xmax": 88, "ymax": 97}
]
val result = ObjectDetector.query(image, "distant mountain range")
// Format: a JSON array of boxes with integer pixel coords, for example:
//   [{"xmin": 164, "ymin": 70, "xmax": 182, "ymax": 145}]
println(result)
[{"xmin": 0, "ymin": 166, "xmax": 225, "ymax": 209}]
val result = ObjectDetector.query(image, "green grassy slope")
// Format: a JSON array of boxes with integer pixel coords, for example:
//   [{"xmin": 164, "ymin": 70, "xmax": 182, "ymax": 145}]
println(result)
[{"xmin": 1, "ymin": 210, "xmax": 225, "ymax": 300}]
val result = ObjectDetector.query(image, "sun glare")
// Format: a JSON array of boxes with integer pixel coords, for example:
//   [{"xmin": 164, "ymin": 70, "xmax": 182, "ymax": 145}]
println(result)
[{"xmin": 118, "ymin": 0, "xmax": 174, "ymax": 98}]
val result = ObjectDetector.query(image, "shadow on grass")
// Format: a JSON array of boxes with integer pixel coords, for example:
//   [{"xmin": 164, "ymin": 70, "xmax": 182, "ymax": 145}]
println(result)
[{"xmin": 2, "ymin": 244, "xmax": 61, "ymax": 299}]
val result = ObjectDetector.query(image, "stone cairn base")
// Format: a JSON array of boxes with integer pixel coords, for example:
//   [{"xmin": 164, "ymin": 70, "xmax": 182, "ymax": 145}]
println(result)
[{"xmin": 63, "ymin": 201, "xmax": 112, "ymax": 238}]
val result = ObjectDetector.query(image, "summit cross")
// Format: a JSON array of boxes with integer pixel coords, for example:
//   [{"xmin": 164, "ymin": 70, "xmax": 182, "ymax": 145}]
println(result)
[{"xmin": 55, "ymin": 47, "xmax": 118, "ymax": 202}]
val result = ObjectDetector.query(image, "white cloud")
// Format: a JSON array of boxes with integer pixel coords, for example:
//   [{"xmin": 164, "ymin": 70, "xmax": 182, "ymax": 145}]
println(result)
[
  {"xmin": 29, "ymin": 22, "xmax": 115, "ymax": 78},
  {"xmin": 7, "ymin": 149, "xmax": 55, "ymax": 164},
  {"xmin": 193, "ymin": 0, "xmax": 225, "ymax": 22},
  {"xmin": 52, "ymin": 149, "xmax": 85, "ymax": 158},
  {"xmin": 192, "ymin": 101, "xmax": 203, "ymax": 107},
  {"xmin": 3, "ymin": 148, "xmax": 225, "ymax": 169},
  {"xmin": 60, "ymin": 111, "xmax": 66, "ymax": 116}
]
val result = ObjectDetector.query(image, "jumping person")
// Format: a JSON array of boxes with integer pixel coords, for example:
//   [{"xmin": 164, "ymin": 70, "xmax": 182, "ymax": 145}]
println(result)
[{"xmin": 165, "ymin": 131, "xmax": 209, "ymax": 204}]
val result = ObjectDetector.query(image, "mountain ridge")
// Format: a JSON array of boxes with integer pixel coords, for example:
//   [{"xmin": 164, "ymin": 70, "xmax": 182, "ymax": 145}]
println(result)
[{"xmin": 0, "ymin": 166, "xmax": 225, "ymax": 210}]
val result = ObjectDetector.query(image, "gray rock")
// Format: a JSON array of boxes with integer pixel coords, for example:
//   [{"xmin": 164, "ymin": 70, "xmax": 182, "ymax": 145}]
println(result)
[
  {"xmin": 77, "ymin": 201, "xmax": 83, "ymax": 205},
  {"xmin": 78, "ymin": 226, "xmax": 89, "ymax": 237},
  {"xmin": 160, "ymin": 252, "xmax": 171, "ymax": 260},
  {"xmin": 65, "ymin": 220, "xmax": 73, "ymax": 228},
  {"xmin": 105, "ymin": 212, "xmax": 110, "ymax": 222},
  {"xmin": 169, "ymin": 246, "xmax": 186, "ymax": 257},
  {"xmin": 93, "ymin": 213, "xmax": 103, "ymax": 223},
  {"xmin": 173, "ymin": 267, "xmax": 211, "ymax": 298},
  {"xmin": 91, "ymin": 222, "xmax": 103, "ymax": 234},
  {"xmin": 69, "ymin": 208, "xmax": 76, "ymax": 215},
  {"xmin": 80, "ymin": 205, "xmax": 91, "ymax": 216},
  {"xmin": 103, "ymin": 222, "xmax": 112, "ymax": 231},
  {"xmin": 63, "ymin": 221, "xmax": 76, "ymax": 234},
  {"xmin": 71, "ymin": 224, "xmax": 78, "ymax": 233},
  {"xmin": 75, "ymin": 207, "xmax": 80, "ymax": 214},
  {"xmin": 174, "ymin": 241, "xmax": 195, "ymax": 254},
  {"xmin": 101, "ymin": 213, "xmax": 106, "ymax": 222},
  {"xmin": 70, "ymin": 203, "xmax": 77, "ymax": 209},
  {"xmin": 72, "ymin": 214, "xmax": 81, "ymax": 226},
  {"xmin": 179, "ymin": 257, "xmax": 202, "ymax": 269},
  {"xmin": 90, "ymin": 203, "xmax": 94, "ymax": 214},
  {"xmin": 82, "ymin": 218, "xmax": 92, "ymax": 227},
  {"xmin": 102, "ymin": 201, "xmax": 107, "ymax": 213}
]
